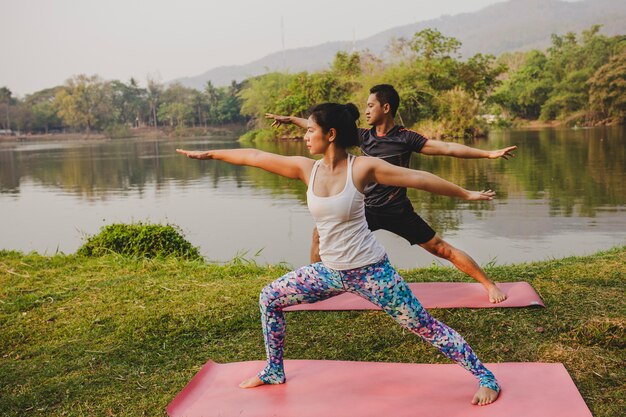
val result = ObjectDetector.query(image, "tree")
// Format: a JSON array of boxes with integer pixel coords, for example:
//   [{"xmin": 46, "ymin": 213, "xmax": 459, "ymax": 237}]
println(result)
[
  {"xmin": 110, "ymin": 78, "xmax": 148, "ymax": 127},
  {"xmin": 214, "ymin": 80, "xmax": 244, "ymax": 124},
  {"xmin": 239, "ymin": 72, "xmax": 294, "ymax": 125},
  {"xmin": 490, "ymin": 26, "xmax": 624, "ymax": 122},
  {"xmin": 409, "ymin": 29, "xmax": 461, "ymax": 61},
  {"xmin": 491, "ymin": 50, "xmax": 553, "ymax": 119},
  {"xmin": 55, "ymin": 75, "xmax": 113, "ymax": 132},
  {"xmin": 146, "ymin": 76, "xmax": 163, "ymax": 127},
  {"xmin": 0, "ymin": 87, "xmax": 12, "ymax": 131},
  {"xmin": 437, "ymin": 87, "xmax": 481, "ymax": 138},
  {"xmin": 158, "ymin": 83, "xmax": 200, "ymax": 127},
  {"xmin": 331, "ymin": 51, "xmax": 362, "ymax": 79},
  {"xmin": 540, "ymin": 26, "xmax": 618, "ymax": 120},
  {"xmin": 387, "ymin": 36, "xmax": 413, "ymax": 63},
  {"xmin": 16, "ymin": 87, "xmax": 64, "ymax": 133},
  {"xmin": 191, "ymin": 90, "xmax": 207, "ymax": 127},
  {"xmin": 457, "ymin": 53, "xmax": 506, "ymax": 101},
  {"xmin": 203, "ymin": 81, "xmax": 220, "ymax": 125},
  {"xmin": 31, "ymin": 101, "xmax": 58, "ymax": 133},
  {"xmin": 588, "ymin": 51, "xmax": 626, "ymax": 123},
  {"xmin": 157, "ymin": 102, "xmax": 193, "ymax": 127},
  {"xmin": 405, "ymin": 30, "xmax": 464, "ymax": 94}
]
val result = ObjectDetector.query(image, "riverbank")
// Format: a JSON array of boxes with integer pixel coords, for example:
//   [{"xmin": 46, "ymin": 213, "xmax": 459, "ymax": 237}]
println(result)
[
  {"xmin": 3, "ymin": 119, "xmax": 622, "ymax": 144},
  {"xmin": 0, "ymin": 247, "xmax": 624, "ymax": 416},
  {"xmin": 0, "ymin": 125, "xmax": 247, "ymax": 143}
]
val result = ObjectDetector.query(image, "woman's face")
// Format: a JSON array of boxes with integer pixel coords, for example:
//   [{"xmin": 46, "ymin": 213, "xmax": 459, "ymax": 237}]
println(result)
[{"xmin": 304, "ymin": 116, "xmax": 333, "ymax": 154}]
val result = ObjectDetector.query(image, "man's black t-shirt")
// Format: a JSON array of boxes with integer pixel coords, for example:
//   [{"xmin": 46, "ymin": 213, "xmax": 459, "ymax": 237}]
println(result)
[{"xmin": 359, "ymin": 125, "xmax": 428, "ymax": 208}]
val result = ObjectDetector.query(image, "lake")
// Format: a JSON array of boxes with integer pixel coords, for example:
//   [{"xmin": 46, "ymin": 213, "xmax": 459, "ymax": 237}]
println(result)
[{"xmin": 1, "ymin": 126, "xmax": 624, "ymax": 269}]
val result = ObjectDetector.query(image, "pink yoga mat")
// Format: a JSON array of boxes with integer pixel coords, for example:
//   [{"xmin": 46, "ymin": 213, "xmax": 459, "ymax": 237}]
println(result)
[
  {"xmin": 284, "ymin": 281, "xmax": 544, "ymax": 311},
  {"xmin": 167, "ymin": 360, "xmax": 591, "ymax": 417}
]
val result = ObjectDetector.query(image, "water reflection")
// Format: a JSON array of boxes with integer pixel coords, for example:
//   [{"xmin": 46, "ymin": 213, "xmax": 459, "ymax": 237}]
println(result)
[{"xmin": 0, "ymin": 126, "xmax": 624, "ymax": 267}]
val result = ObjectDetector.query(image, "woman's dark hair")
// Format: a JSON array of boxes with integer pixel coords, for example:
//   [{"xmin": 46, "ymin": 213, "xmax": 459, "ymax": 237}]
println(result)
[
  {"xmin": 370, "ymin": 84, "xmax": 400, "ymax": 117},
  {"xmin": 309, "ymin": 102, "xmax": 360, "ymax": 148}
]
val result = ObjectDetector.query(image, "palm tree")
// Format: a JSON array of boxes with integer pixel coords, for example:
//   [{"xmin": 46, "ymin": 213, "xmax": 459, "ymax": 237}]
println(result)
[{"xmin": 0, "ymin": 87, "xmax": 12, "ymax": 132}]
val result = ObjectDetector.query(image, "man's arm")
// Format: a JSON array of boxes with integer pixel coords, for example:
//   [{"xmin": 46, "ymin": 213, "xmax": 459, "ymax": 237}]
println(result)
[
  {"xmin": 420, "ymin": 140, "xmax": 517, "ymax": 160},
  {"xmin": 265, "ymin": 114, "xmax": 308, "ymax": 129}
]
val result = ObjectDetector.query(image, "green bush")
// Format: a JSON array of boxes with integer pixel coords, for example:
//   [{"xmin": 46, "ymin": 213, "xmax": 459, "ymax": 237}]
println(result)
[
  {"xmin": 77, "ymin": 223, "xmax": 202, "ymax": 260},
  {"xmin": 103, "ymin": 123, "xmax": 132, "ymax": 139},
  {"xmin": 239, "ymin": 128, "xmax": 280, "ymax": 142}
]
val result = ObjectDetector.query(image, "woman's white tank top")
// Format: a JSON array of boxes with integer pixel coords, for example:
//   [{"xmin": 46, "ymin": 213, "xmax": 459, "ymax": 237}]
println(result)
[{"xmin": 306, "ymin": 154, "xmax": 386, "ymax": 270}]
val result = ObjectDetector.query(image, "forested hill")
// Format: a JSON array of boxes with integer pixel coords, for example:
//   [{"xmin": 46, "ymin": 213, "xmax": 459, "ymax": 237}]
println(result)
[{"xmin": 173, "ymin": 0, "xmax": 626, "ymax": 90}]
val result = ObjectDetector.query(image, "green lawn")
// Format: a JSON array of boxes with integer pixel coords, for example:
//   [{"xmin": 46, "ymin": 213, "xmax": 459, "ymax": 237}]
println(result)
[{"xmin": 1, "ymin": 248, "xmax": 624, "ymax": 416}]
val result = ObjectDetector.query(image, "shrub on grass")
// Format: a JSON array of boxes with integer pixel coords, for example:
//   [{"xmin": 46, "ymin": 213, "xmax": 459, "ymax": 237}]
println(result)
[{"xmin": 77, "ymin": 223, "xmax": 202, "ymax": 260}]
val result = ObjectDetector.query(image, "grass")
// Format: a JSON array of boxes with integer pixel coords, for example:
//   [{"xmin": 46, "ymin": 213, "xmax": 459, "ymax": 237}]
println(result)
[{"xmin": 1, "ymin": 247, "xmax": 624, "ymax": 416}]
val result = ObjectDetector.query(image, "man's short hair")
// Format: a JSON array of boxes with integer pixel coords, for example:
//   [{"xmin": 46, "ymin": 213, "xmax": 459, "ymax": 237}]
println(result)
[{"xmin": 370, "ymin": 84, "xmax": 400, "ymax": 117}]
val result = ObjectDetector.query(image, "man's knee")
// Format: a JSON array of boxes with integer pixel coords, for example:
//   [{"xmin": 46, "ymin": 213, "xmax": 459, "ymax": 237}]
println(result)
[
  {"xmin": 421, "ymin": 236, "xmax": 453, "ymax": 259},
  {"xmin": 312, "ymin": 227, "xmax": 319, "ymax": 243}
]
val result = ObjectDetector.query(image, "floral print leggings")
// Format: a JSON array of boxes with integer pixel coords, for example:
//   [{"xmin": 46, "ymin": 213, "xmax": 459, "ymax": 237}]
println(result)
[{"xmin": 257, "ymin": 255, "xmax": 500, "ymax": 392}]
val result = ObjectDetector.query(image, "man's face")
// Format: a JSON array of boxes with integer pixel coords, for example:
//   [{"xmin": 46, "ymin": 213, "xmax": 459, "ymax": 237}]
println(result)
[{"xmin": 365, "ymin": 93, "xmax": 388, "ymax": 126}]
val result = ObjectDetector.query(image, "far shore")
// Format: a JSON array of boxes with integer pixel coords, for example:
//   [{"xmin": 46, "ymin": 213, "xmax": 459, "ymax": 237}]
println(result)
[
  {"xmin": 0, "ymin": 124, "xmax": 247, "ymax": 142},
  {"xmin": 1, "ymin": 120, "xmax": 621, "ymax": 144}
]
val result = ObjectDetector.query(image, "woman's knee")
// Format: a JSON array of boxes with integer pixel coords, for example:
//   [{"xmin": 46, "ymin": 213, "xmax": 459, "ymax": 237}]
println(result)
[
  {"xmin": 259, "ymin": 284, "xmax": 277, "ymax": 309},
  {"xmin": 384, "ymin": 298, "xmax": 431, "ymax": 328}
]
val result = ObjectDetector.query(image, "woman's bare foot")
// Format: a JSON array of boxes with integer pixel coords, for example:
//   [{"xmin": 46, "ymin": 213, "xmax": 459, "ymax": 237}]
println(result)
[
  {"xmin": 238, "ymin": 375, "xmax": 265, "ymax": 388},
  {"xmin": 471, "ymin": 386, "xmax": 500, "ymax": 406},
  {"xmin": 488, "ymin": 285, "xmax": 507, "ymax": 303}
]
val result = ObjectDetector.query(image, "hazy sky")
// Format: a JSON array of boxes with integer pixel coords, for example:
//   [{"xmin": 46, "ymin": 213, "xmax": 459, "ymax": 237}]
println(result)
[{"xmin": 2, "ymin": 0, "xmax": 578, "ymax": 96}]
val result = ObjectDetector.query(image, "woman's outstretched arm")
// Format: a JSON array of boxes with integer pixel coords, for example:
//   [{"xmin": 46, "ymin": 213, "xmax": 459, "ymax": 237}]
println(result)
[
  {"xmin": 356, "ymin": 156, "xmax": 495, "ymax": 201},
  {"xmin": 176, "ymin": 148, "xmax": 314, "ymax": 182}
]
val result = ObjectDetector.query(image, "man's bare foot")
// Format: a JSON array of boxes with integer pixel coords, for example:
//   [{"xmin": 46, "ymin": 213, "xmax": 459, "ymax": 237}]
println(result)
[
  {"xmin": 238, "ymin": 375, "xmax": 265, "ymax": 388},
  {"xmin": 471, "ymin": 386, "xmax": 500, "ymax": 406},
  {"xmin": 488, "ymin": 285, "xmax": 507, "ymax": 303}
]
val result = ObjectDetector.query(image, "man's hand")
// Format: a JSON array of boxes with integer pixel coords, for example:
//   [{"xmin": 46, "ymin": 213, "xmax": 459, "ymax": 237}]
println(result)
[
  {"xmin": 176, "ymin": 149, "xmax": 214, "ymax": 160},
  {"xmin": 466, "ymin": 190, "xmax": 496, "ymax": 201},
  {"xmin": 265, "ymin": 113, "xmax": 292, "ymax": 127},
  {"xmin": 487, "ymin": 146, "xmax": 517, "ymax": 160}
]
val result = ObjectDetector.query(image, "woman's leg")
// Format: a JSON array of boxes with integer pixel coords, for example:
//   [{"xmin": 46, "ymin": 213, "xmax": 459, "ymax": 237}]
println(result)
[
  {"xmin": 341, "ymin": 257, "xmax": 499, "ymax": 393},
  {"xmin": 255, "ymin": 263, "xmax": 344, "ymax": 385}
]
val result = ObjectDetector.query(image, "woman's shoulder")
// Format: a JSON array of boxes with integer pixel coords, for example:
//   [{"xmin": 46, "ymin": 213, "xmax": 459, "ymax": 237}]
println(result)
[
  {"xmin": 354, "ymin": 154, "xmax": 379, "ymax": 164},
  {"xmin": 353, "ymin": 154, "xmax": 382, "ymax": 173}
]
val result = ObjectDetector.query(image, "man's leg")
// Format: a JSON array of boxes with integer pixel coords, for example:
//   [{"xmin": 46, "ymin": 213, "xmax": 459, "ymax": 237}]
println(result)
[
  {"xmin": 310, "ymin": 227, "xmax": 321, "ymax": 264},
  {"xmin": 419, "ymin": 235, "xmax": 506, "ymax": 303},
  {"xmin": 366, "ymin": 201, "xmax": 506, "ymax": 303}
]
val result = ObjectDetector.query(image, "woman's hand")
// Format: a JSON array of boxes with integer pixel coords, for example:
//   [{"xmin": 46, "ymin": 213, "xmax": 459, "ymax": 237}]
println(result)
[
  {"xmin": 176, "ymin": 149, "xmax": 214, "ymax": 160},
  {"xmin": 487, "ymin": 146, "xmax": 517, "ymax": 160},
  {"xmin": 466, "ymin": 190, "xmax": 496, "ymax": 201},
  {"xmin": 265, "ymin": 113, "xmax": 292, "ymax": 127}
]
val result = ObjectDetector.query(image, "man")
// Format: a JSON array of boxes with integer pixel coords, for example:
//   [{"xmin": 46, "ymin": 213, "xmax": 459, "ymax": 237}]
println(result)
[{"xmin": 266, "ymin": 84, "xmax": 516, "ymax": 303}]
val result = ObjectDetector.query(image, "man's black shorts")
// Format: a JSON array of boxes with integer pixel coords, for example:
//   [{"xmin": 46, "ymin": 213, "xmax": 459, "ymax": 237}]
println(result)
[{"xmin": 365, "ymin": 200, "xmax": 436, "ymax": 245}]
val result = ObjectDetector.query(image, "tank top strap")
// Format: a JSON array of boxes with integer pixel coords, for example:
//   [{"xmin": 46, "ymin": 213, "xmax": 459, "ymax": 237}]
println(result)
[
  {"xmin": 346, "ymin": 154, "xmax": 356, "ymax": 189},
  {"xmin": 308, "ymin": 159, "xmax": 322, "ymax": 190}
]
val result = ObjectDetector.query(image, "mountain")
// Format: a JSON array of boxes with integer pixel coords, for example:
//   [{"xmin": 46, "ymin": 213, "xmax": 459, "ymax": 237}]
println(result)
[{"xmin": 172, "ymin": 0, "xmax": 626, "ymax": 90}]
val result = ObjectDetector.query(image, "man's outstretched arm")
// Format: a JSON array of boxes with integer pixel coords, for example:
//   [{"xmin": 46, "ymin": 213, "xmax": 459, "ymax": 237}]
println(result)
[{"xmin": 420, "ymin": 139, "xmax": 517, "ymax": 160}]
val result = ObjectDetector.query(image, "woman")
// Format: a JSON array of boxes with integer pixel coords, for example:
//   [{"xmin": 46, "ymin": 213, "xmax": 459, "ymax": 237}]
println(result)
[{"xmin": 176, "ymin": 103, "xmax": 500, "ymax": 406}]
